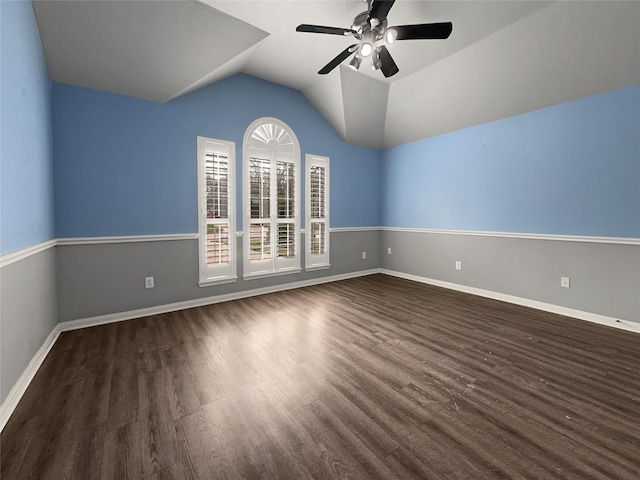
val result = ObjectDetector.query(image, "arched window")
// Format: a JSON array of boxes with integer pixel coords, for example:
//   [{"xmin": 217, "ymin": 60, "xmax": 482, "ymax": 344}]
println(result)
[{"xmin": 243, "ymin": 118, "xmax": 301, "ymax": 278}]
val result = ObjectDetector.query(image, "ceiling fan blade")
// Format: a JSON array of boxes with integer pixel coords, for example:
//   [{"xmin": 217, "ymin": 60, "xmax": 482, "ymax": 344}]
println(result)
[
  {"xmin": 369, "ymin": 0, "xmax": 396, "ymax": 22},
  {"xmin": 296, "ymin": 24, "xmax": 355, "ymax": 36},
  {"xmin": 392, "ymin": 22, "xmax": 453, "ymax": 40},
  {"xmin": 378, "ymin": 46, "xmax": 399, "ymax": 78},
  {"xmin": 318, "ymin": 44, "xmax": 358, "ymax": 75}
]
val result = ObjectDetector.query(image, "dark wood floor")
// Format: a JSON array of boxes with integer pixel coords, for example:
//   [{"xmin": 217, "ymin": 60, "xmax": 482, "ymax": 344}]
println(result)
[{"xmin": 2, "ymin": 274, "xmax": 639, "ymax": 479}]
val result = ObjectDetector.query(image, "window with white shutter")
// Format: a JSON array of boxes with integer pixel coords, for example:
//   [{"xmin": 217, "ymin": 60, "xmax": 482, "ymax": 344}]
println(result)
[
  {"xmin": 197, "ymin": 137, "xmax": 236, "ymax": 285},
  {"xmin": 243, "ymin": 118, "xmax": 301, "ymax": 278},
  {"xmin": 305, "ymin": 154, "xmax": 330, "ymax": 270}
]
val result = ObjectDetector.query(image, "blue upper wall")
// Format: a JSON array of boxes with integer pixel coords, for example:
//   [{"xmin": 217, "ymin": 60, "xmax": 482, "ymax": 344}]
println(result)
[
  {"xmin": 381, "ymin": 85, "xmax": 640, "ymax": 238},
  {"xmin": 53, "ymin": 74, "xmax": 381, "ymax": 237},
  {"xmin": 0, "ymin": 1, "xmax": 54, "ymax": 254},
  {"xmin": 8, "ymin": 11, "xmax": 636, "ymax": 244}
]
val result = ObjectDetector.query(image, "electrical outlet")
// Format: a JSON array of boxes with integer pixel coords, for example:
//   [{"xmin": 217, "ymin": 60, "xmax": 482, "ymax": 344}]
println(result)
[
  {"xmin": 145, "ymin": 276, "xmax": 155, "ymax": 289},
  {"xmin": 561, "ymin": 276, "xmax": 570, "ymax": 288},
  {"xmin": 387, "ymin": 247, "xmax": 392, "ymax": 255},
  {"xmin": 362, "ymin": 251, "xmax": 367, "ymax": 259},
  {"xmin": 455, "ymin": 261, "xmax": 462, "ymax": 271}
]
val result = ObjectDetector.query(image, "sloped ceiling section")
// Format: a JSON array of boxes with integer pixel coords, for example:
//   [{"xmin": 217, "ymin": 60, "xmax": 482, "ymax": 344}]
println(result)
[
  {"xmin": 384, "ymin": 1, "xmax": 640, "ymax": 147},
  {"xmin": 32, "ymin": 0, "xmax": 268, "ymax": 103},
  {"xmin": 304, "ymin": 71, "xmax": 348, "ymax": 141},
  {"xmin": 32, "ymin": 1, "xmax": 640, "ymax": 149},
  {"xmin": 340, "ymin": 65, "xmax": 389, "ymax": 149}
]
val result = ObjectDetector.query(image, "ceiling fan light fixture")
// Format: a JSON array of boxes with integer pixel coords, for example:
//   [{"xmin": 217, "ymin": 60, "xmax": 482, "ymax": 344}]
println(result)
[
  {"xmin": 360, "ymin": 30, "xmax": 375, "ymax": 57},
  {"xmin": 385, "ymin": 28, "xmax": 397, "ymax": 44},
  {"xmin": 349, "ymin": 55, "xmax": 362, "ymax": 71},
  {"xmin": 372, "ymin": 49, "xmax": 382, "ymax": 70}
]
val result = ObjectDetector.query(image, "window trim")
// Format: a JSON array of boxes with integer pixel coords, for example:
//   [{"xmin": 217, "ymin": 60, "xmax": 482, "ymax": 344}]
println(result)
[
  {"xmin": 197, "ymin": 136, "xmax": 237, "ymax": 286},
  {"xmin": 305, "ymin": 154, "xmax": 330, "ymax": 271},
  {"xmin": 242, "ymin": 117, "xmax": 301, "ymax": 279}
]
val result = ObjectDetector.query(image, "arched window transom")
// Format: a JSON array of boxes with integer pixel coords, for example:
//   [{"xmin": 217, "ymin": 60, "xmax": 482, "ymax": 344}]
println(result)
[{"xmin": 250, "ymin": 123, "xmax": 295, "ymax": 152}]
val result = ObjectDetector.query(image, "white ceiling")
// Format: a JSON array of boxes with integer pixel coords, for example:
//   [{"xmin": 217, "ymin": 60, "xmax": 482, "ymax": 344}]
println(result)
[{"xmin": 32, "ymin": 1, "xmax": 640, "ymax": 149}]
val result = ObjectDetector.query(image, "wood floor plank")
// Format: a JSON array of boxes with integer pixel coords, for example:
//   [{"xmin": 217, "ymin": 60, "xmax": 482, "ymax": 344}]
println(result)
[
  {"xmin": 160, "ymin": 346, "xmax": 203, "ymax": 420},
  {"xmin": 2, "ymin": 274, "xmax": 639, "ymax": 479},
  {"xmin": 297, "ymin": 399, "xmax": 401, "ymax": 480},
  {"xmin": 232, "ymin": 382, "xmax": 318, "ymax": 479}
]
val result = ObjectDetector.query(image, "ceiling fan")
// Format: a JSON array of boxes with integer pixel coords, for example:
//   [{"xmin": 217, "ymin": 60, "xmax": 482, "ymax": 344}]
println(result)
[{"xmin": 296, "ymin": 0, "xmax": 452, "ymax": 78}]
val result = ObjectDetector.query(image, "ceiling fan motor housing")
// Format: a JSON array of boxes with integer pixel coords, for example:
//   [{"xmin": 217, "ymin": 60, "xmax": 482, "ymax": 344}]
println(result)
[{"xmin": 352, "ymin": 11, "xmax": 388, "ymax": 38}]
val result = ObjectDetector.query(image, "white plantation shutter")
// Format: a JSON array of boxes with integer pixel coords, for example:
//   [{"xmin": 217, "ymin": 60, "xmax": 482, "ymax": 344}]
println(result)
[
  {"xmin": 310, "ymin": 165, "xmax": 326, "ymax": 254},
  {"xmin": 306, "ymin": 155, "xmax": 330, "ymax": 269},
  {"xmin": 197, "ymin": 137, "xmax": 236, "ymax": 285},
  {"xmin": 205, "ymin": 152, "xmax": 230, "ymax": 265},
  {"xmin": 277, "ymin": 161, "xmax": 295, "ymax": 258},
  {"xmin": 249, "ymin": 156, "xmax": 271, "ymax": 263},
  {"xmin": 243, "ymin": 118, "xmax": 301, "ymax": 278},
  {"xmin": 250, "ymin": 157, "xmax": 271, "ymax": 220}
]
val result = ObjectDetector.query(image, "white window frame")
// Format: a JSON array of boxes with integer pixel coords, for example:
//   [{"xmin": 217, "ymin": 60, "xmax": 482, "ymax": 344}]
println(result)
[
  {"xmin": 243, "ymin": 117, "xmax": 301, "ymax": 279},
  {"xmin": 305, "ymin": 154, "xmax": 330, "ymax": 270},
  {"xmin": 197, "ymin": 136, "xmax": 237, "ymax": 286}
]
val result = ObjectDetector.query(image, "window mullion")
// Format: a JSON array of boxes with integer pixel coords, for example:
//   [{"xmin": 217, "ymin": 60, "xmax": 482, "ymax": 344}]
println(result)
[{"xmin": 270, "ymin": 152, "xmax": 278, "ymax": 270}]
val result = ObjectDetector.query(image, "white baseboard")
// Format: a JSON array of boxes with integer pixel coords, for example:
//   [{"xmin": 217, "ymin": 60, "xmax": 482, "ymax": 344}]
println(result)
[
  {"xmin": 0, "ymin": 325, "xmax": 61, "ymax": 432},
  {"xmin": 58, "ymin": 269, "xmax": 380, "ymax": 332},
  {"xmin": 380, "ymin": 269, "xmax": 640, "ymax": 334},
  {"xmin": 61, "ymin": 267, "xmax": 640, "ymax": 335}
]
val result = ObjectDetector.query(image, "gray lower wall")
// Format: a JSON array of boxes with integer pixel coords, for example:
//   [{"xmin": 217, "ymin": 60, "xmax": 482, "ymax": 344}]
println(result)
[
  {"xmin": 56, "ymin": 231, "xmax": 380, "ymax": 322},
  {"xmin": 1, "ymin": 248, "xmax": 58, "ymax": 404},
  {"xmin": 381, "ymin": 230, "xmax": 640, "ymax": 323},
  {"xmin": 55, "ymin": 229, "xmax": 640, "ymax": 324}
]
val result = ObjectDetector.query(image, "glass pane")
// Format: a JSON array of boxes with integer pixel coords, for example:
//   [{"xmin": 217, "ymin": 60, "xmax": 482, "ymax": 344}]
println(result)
[
  {"xmin": 311, "ymin": 222, "xmax": 325, "ymax": 256},
  {"xmin": 250, "ymin": 158, "xmax": 270, "ymax": 219},
  {"xmin": 310, "ymin": 165, "xmax": 325, "ymax": 219},
  {"xmin": 206, "ymin": 223, "xmax": 230, "ymax": 265},
  {"xmin": 277, "ymin": 161, "xmax": 295, "ymax": 219},
  {"xmin": 277, "ymin": 222, "xmax": 295, "ymax": 258},
  {"xmin": 250, "ymin": 223, "xmax": 271, "ymax": 261},
  {"xmin": 205, "ymin": 153, "xmax": 229, "ymax": 219}
]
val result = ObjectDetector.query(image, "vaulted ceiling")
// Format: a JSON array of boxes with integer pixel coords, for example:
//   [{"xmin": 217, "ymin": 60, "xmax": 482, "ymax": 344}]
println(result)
[{"xmin": 32, "ymin": 1, "xmax": 640, "ymax": 149}]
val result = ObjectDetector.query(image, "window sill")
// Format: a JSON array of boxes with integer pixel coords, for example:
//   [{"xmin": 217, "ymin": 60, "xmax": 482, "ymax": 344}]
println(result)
[
  {"xmin": 198, "ymin": 276, "xmax": 238, "ymax": 288},
  {"xmin": 243, "ymin": 268, "xmax": 302, "ymax": 281},
  {"xmin": 305, "ymin": 264, "xmax": 331, "ymax": 272}
]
